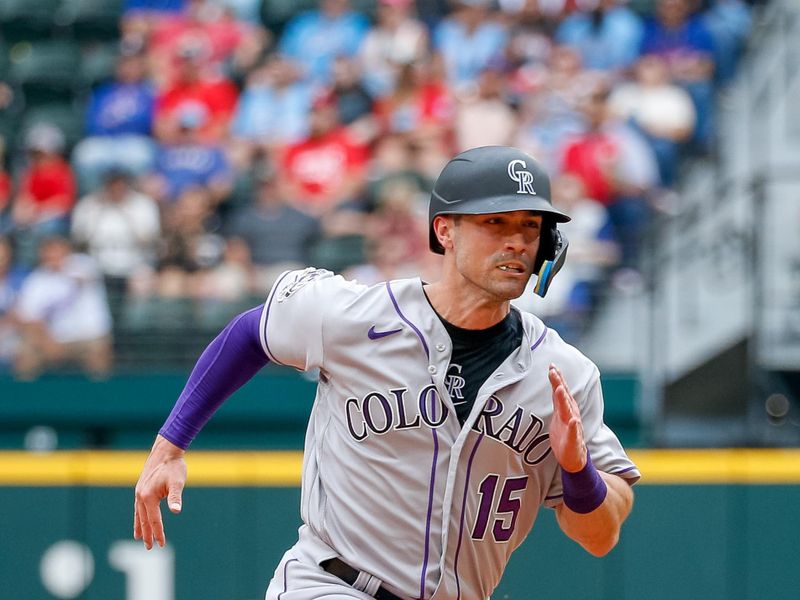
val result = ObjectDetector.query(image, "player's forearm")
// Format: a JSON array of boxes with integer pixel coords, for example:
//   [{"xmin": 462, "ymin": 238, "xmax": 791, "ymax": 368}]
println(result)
[
  {"xmin": 556, "ymin": 472, "xmax": 633, "ymax": 557},
  {"xmin": 159, "ymin": 306, "xmax": 269, "ymax": 449}
]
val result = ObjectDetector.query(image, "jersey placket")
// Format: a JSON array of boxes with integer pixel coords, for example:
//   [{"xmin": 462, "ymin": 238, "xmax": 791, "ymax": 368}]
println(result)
[
  {"xmin": 390, "ymin": 280, "xmax": 536, "ymax": 599},
  {"xmin": 428, "ymin": 344, "xmax": 533, "ymax": 600}
]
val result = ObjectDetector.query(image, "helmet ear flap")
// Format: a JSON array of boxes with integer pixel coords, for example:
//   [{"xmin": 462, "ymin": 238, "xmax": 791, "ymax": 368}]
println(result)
[
  {"xmin": 533, "ymin": 219, "xmax": 557, "ymax": 273},
  {"xmin": 533, "ymin": 223, "xmax": 569, "ymax": 298}
]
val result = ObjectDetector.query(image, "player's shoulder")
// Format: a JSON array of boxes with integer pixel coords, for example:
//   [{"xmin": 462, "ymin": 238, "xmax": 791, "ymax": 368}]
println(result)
[
  {"xmin": 518, "ymin": 311, "xmax": 600, "ymax": 379},
  {"xmin": 268, "ymin": 267, "xmax": 405, "ymax": 309},
  {"xmin": 270, "ymin": 267, "xmax": 353, "ymax": 301}
]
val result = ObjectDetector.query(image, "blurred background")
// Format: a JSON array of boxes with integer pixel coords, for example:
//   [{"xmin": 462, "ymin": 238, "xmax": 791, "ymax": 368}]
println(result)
[{"xmin": 0, "ymin": 0, "xmax": 798, "ymax": 598}]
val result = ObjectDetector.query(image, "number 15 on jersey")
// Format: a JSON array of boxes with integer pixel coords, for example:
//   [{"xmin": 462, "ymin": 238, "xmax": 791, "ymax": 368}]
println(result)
[{"xmin": 472, "ymin": 475, "xmax": 529, "ymax": 542}]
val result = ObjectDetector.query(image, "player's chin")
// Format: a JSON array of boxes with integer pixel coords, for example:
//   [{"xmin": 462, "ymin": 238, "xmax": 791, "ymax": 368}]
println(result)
[{"xmin": 489, "ymin": 274, "xmax": 530, "ymax": 300}]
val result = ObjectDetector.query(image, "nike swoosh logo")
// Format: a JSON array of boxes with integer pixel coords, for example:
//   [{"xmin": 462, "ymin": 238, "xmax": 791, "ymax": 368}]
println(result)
[{"xmin": 368, "ymin": 326, "xmax": 403, "ymax": 340}]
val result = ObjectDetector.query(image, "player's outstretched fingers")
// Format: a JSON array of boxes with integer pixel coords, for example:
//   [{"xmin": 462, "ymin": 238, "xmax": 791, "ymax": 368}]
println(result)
[
  {"xmin": 134, "ymin": 494, "xmax": 153, "ymax": 549},
  {"xmin": 144, "ymin": 495, "xmax": 166, "ymax": 548},
  {"xmin": 549, "ymin": 366, "xmax": 570, "ymax": 417},
  {"xmin": 135, "ymin": 488, "xmax": 165, "ymax": 549},
  {"xmin": 548, "ymin": 365, "xmax": 586, "ymax": 473},
  {"xmin": 133, "ymin": 504, "xmax": 142, "ymax": 541},
  {"xmin": 550, "ymin": 365, "xmax": 581, "ymax": 421}
]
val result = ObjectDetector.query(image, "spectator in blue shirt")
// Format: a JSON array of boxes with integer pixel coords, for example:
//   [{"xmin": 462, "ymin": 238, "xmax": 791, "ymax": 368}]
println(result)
[
  {"xmin": 279, "ymin": 0, "xmax": 370, "ymax": 85},
  {"xmin": 702, "ymin": 0, "xmax": 751, "ymax": 86},
  {"xmin": 229, "ymin": 54, "xmax": 314, "ymax": 163},
  {"xmin": 72, "ymin": 42, "xmax": 157, "ymax": 194},
  {"xmin": 146, "ymin": 106, "xmax": 233, "ymax": 206},
  {"xmin": 433, "ymin": 0, "xmax": 508, "ymax": 91},
  {"xmin": 123, "ymin": 0, "xmax": 185, "ymax": 13},
  {"xmin": 556, "ymin": 0, "xmax": 644, "ymax": 74},
  {"xmin": 640, "ymin": 0, "xmax": 716, "ymax": 151},
  {"xmin": 122, "ymin": 0, "xmax": 187, "ymax": 39}
]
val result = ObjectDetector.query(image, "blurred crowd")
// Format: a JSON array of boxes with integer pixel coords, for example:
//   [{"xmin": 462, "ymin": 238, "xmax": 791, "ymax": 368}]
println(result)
[{"xmin": 0, "ymin": 0, "xmax": 755, "ymax": 377}]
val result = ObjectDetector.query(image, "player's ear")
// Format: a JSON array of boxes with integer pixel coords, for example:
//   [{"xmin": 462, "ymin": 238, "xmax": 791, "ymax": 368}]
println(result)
[{"xmin": 433, "ymin": 215, "xmax": 456, "ymax": 252}]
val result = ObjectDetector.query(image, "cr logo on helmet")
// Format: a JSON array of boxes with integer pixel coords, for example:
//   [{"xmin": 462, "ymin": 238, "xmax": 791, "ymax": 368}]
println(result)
[{"xmin": 507, "ymin": 160, "xmax": 537, "ymax": 196}]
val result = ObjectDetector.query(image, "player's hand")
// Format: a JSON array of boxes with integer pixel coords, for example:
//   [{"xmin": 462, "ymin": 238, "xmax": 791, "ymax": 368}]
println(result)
[
  {"xmin": 134, "ymin": 435, "xmax": 187, "ymax": 550},
  {"xmin": 548, "ymin": 364, "xmax": 587, "ymax": 473}
]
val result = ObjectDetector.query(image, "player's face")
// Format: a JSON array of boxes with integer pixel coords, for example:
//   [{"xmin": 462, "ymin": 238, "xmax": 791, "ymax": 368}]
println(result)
[{"xmin": 448, "ymin": 211, "xmax": 542, "ymax": 302}]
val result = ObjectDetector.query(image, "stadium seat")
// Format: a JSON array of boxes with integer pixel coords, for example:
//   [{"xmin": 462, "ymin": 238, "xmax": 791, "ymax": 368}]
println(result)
[
  {"xmin": 0, "ymin": 85, "xmax": 26, "ymax": 149},
  {"xmin": 260, "ymin": 0, "xmax": 376, "ymax": 34},
  {"xmin": 628, "ymin": 0, "xmax": 658, "ymax": 16},
  {"xmin": 15, "ymin": 103, "xmax": 85, "ymax": 154},
  {"xmin": 78, "ymin": 43, "xmax": 119, "ymax": 90},
  {"xmin": 309, "ymin": 234, "xmax": 366, "ymax": 274},
  {"xmin": 121, "ymin": 297, "xmax": 196, "ymax": 332},
  {"xmin": 57, "ymin": 0, "xmax": 125, "ymax": 42},
  {"xmin": 260, "ymin": 0, "xmax": 317, "ymax": 35},
  {"xmin": 8, "ymin": 40, "xmax": 82, "ymax": 107},
  {"xmin": 349, "ymin": 0, "xmax": 377, "ymax": 18},
  {"xmin": 0, "ymin": 0, "xmax": 64, "ymax": 44},
  {"xmin": 195, "ymin": 297, "xmax": 259, "ymax": 330},
  {"xmin": 0, "ymin": 117, "xmax": 17, "ymax": 153},
  {"xmin": 0, "ymin": 41, "xmax": 8, "ymax": 79},
  {"xmin": 118, "ymin": 297, "xmax": 211, "ymax": 367}
]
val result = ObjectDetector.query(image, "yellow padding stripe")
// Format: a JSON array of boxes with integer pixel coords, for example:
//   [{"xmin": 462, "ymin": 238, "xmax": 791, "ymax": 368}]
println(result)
[
  {"xmin": 0, "ymin": 449, "xmax": 799, "ymax": 486},
  {"xmin": 0, "ymin": 451, "xmax": 304, "ymax": 486},
  {"xmin": 627, "ymin": 449, "xmax": 800, "ymax": 484}
]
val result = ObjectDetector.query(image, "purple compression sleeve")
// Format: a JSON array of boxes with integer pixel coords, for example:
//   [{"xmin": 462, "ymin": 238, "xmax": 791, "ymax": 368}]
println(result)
[{"xmin": 159, "ymin": 306, "xmax": 269, "ymax": 449}]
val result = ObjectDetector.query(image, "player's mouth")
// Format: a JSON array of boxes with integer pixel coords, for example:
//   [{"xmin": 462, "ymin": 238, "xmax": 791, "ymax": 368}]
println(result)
[{"xmin": 497, "ymin": 262, "xmax": 527, "ymax": 274}]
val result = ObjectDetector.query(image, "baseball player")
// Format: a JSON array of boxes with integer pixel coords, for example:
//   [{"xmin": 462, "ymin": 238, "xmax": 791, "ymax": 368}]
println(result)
[{"xmin": 134, "ymin": 146, "xmax": 639, "ymax": 600}]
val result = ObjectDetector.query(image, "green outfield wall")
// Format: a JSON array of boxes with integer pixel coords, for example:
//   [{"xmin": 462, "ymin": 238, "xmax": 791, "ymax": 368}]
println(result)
[
  {"xmin": 0, "ymin": 371, "xmax": 642, "ymax": 450},
  {"xmin": 1, "ymin": 450, "xmax": 799, "ymax": 600},
  {"xmin": 1, "ymin": 375, "xmax": 796, "ymax": 599}
]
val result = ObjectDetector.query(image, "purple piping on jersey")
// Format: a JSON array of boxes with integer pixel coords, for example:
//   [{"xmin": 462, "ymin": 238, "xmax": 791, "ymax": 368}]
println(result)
[
  {"xmin": 530, "ymin": 327, "xmax": 548, "ymax": 351},
  {"xmin": 384, "ymin": 281, "xmax": 435, "ymax": 600},
  {"xmin": 277, "ymin": 558, "xmax": 299, "ymax": 600},
  {"xmin": 612, "ymin": 465, "xmax": 639, "ymax": 476},
  {"xmin": 545, "ymin": 493, "xmax": 564, "ymax": 501},
  {"xmin": 420, "ymin": 398, "xmax": 440, "ymax": 600},
  {"xmin": 385, "ymin": 281, "xmax": 430, "ymax": 358},
  {"xmin": 261, "ymin": 270, "xmax": 294, "ymax": 367},
  {"xmin": 453, "ymin": 432, "xmax": 485, "ymax": 600}
]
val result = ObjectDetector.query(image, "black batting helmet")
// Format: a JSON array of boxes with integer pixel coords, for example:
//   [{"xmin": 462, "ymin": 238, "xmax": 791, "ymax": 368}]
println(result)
[{"xmin": 428, "ymin": 146, "xmax": 571, "ymax": 297}]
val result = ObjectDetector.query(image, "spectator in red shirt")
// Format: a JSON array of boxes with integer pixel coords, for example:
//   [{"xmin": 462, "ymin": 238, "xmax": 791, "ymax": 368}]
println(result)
[
  {"xmin": 147, "ymin": 0, "xmax": 267, "ymax": 88},
  {"xmin": 560, "ymin": 81, "xmax": 658, "ymax": 270},
  {"xmin": 153, "ymin": 41, "xmax": 239, "ymax": 144},
  {"xmin": 0, "ymin": 137, "xmax": 11, "ymax": 232},
  {"xmin": 277, "ymin": 92, "xmax": 369, "ymax": 217},
  {"xmin": 373, "ymin": 59, "xmax": 455, "ymax": 147},
  {"xmin": 11, "ymin": 124, "xmax": 77, "ymax": 266}
]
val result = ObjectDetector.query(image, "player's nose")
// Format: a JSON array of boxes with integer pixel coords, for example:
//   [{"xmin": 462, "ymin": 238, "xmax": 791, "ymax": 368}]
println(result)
[{"xmin": 503, "ymin": 229, "xmax": 531, "ymax": 254}]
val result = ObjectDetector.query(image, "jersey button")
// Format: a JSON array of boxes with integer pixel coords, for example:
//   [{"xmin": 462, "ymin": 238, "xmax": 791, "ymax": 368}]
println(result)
[
  {"xmin": 428, "ymin": 365, "xmax": 437, "ymax": 374},
  {"xmin": 435, "ymin": 343, "xmax": 447, "ymax": 352}
]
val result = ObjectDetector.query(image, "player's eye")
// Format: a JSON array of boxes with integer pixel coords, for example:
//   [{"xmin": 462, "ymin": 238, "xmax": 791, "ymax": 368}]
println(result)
[{"xmin": 525, "ymin": 221, "xmax": 541, "ymax": 229}]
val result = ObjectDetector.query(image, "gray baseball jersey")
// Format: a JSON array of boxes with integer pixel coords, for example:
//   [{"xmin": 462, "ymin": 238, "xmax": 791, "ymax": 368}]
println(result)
[{"xmin": 260, "ymin": 268, "xmax": 640, "ymax": 600}]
